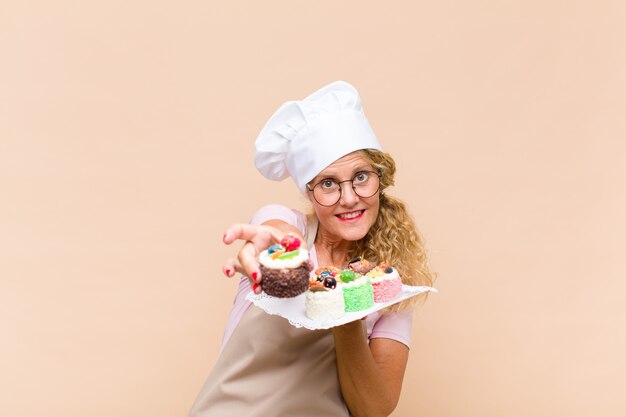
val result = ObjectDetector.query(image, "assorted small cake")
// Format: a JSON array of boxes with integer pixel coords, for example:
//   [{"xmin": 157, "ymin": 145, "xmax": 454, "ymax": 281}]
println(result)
[
  {"xmin": 367, "ymin": 263, "xmax": 403, "ymax": 303},
  {"xmin": 259, "ymin": 251, "xmax": 404, "ymax": 318},
  {"xmin": 258, "ymin": 234, "xmax": 311, "ymax": 298},
  {"xmin": 338, "ymin": 269, "xmax": 375, "ymax": 312},
  {"xmin": 314, "ymin": 266, "xmax": 341, "ymax": 280},
  {"xmin": 347, "ymin": 256, "xmax": 376, "ymax": 275},
  {"xmin": 305, "ymin": 268, "xmax": 345, "ymax": 320}
]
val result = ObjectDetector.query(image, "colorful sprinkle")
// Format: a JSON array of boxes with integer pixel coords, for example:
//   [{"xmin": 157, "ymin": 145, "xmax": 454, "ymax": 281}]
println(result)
[
  {"xmin": 323, "ymin": 276, "xmax": 337, "ymax": 289},
  {"xmin": 339, "ymin": 269, "xmax": 357, "ymax": 283},
  {"xmin": 267, "ymin": 244, "xmax": 285, "ymax": 254},
  {"xmin": 280, "ymin": 234, "xmax": 301, "ymax": 251},
  {"xmin": 277, "ymin": 249, "xmax": 300, "ymax": 259}
]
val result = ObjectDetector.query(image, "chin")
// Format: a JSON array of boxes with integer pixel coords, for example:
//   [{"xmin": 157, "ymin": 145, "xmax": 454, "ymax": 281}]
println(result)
[
  {"xmin": 334, "ymin": 221, "xmax": 374, "ymax": 242},
  {"xmin": 340, "ymin": 229, "xmax": 369, "ymax": 242}
]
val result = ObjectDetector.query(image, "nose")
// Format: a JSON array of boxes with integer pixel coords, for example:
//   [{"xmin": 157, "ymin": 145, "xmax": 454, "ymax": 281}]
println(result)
[{"xmin": 338, "ymin": 181, "xmax": 359, "ymax": 207}]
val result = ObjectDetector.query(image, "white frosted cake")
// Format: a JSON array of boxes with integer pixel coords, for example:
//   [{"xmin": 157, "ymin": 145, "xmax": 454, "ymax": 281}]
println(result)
[{"xmin": 305, "ymin": 267, "xmax": 345, "ymax": 320}]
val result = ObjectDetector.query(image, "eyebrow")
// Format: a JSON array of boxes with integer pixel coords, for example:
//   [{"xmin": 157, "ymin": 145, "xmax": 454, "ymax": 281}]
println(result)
[{"xmin": 313, "ymin": 164, "xmax": 372, "ymax": 182}]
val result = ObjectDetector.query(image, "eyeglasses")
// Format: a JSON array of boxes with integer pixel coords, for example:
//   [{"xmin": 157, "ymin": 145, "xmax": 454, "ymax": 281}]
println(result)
[{"xmin": 306, "ymin": 171, "xmax": 382, "ymax": 207}]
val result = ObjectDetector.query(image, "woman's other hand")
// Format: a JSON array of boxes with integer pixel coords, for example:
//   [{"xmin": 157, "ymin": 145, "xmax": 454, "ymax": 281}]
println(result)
[{"xmin": 222, "ymin": 221, "xmax": 306, "ymax": 294}]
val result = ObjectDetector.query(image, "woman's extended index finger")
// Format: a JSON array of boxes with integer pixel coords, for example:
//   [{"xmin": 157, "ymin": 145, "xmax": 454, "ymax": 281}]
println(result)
[{"xmin": 222, "ymin": 223, "xmax": 282, "ymax": 245}]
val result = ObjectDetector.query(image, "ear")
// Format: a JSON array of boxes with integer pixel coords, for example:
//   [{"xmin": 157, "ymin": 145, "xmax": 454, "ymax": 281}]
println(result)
[{"xmin": 305, "ymin": 189, "xmax": 316, "ymax": 204}]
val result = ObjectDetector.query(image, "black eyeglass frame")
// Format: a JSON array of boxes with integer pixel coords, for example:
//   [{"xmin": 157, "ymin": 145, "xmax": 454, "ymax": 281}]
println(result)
[{"xmin": 305, "ymin": 170, "xmax": 383, "ymax": 207}]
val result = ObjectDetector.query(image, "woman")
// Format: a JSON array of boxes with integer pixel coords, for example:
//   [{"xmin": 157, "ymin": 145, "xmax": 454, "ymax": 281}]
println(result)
[{"xmin": 189, "ymin": 81, "xmax": 433, "ymax": 417}]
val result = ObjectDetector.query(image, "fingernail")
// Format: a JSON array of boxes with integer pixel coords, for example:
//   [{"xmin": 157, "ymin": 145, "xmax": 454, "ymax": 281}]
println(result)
[
  {"xmin": 252, "ymin": 272, "xmax": 258, "ymax": 281},
  {"xmin": 222, "ymin": 231, "xmax": 227, "ymax": 241},
  {"xmin": 225, "ymin": 269, "xmax": 231, "ymax": 277},
  {"xmin": 253, "ymin": 283, "xmax": 259, "ymax": 292}
]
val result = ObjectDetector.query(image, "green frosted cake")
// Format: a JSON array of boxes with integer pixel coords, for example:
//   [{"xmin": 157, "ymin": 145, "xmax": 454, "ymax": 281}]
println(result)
[{"xmin": 339, "ymin": 270, "xmax": 374, "ymax": 312}]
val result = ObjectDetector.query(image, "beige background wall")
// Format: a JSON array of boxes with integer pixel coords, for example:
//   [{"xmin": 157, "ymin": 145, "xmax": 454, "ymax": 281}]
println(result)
[{"xmin": 1, "ymin": 1, "xmax": 625, "ymax": 416}]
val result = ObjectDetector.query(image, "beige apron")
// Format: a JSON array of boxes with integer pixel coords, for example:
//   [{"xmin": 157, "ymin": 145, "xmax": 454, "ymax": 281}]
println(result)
[{"xmin": 189, "ymin": 218, "xmax": 350, "ymax": 417}]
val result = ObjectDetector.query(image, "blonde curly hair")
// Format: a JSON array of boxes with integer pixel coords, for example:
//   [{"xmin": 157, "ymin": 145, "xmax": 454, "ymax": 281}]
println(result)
[{"xmin": 347, "ymin": 149, "xmax": 434, "ymax": 311}]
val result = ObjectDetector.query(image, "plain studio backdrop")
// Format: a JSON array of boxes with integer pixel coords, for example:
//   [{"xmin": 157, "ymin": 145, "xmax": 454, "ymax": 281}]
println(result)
[{"xmin": 1, "ymin": 1, "xmax": 625, "ymax": 416}]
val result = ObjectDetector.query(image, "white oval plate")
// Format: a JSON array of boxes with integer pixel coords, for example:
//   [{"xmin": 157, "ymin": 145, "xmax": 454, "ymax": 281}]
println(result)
[{"xmin": 246, "ymin": 284, "xmax": 438, "ymax": 330}]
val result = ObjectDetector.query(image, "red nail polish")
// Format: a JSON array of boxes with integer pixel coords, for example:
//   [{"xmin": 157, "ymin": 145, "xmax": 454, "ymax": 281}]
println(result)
[
  {"xmin": 252, "ymin": 272, "xmax": 258, "ymax": 281},
  {"xmin": 253, "ymin": 283, "xmax": 259, "ymax": 292},
  {"xmin": 225, "ymin": 269, "xmax": 231, "ymax": 276}
]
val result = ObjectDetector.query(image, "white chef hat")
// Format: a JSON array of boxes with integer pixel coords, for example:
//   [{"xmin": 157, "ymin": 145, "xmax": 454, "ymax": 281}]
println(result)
[{"xmin": 254, "ymin": 80, "xmax": 383, "ymax": 192}]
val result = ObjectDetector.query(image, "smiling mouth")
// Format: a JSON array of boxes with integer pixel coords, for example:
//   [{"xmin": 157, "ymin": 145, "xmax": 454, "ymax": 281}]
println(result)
[{"xmin": 336, "ymin": 210, "xmax": 364, "ymax": 221}]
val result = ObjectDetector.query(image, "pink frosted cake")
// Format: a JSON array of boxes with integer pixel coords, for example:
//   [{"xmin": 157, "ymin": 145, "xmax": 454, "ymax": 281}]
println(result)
[{"xmin": 366, "ymin": 264, "xmax": 403, "ymax": 303}]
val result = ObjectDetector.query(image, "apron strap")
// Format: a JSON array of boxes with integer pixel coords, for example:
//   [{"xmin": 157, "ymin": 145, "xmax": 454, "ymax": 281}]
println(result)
[{"xmin": 304, "ymin": 214, "xmax": 318, "ymax": 250}]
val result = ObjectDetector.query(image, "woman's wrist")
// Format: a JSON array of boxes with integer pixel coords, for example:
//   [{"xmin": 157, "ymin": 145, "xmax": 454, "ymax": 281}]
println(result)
[{"xmin": 332, "ymin": 318, "xmax": 367, "ymax": 340}]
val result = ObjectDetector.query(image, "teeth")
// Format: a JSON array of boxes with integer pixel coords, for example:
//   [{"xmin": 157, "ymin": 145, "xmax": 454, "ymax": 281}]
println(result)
[{"xmin": 339, "ymin": 211, "xmax": 362, "ymax": 219}]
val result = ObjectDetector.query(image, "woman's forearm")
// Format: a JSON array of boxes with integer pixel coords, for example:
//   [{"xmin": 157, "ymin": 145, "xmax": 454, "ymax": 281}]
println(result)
[{"xmin": 332, "ymin": 320, "xmax": 407, "ymax": 417}]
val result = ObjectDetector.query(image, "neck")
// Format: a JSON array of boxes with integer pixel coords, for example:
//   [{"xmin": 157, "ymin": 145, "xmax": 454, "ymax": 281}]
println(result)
[{"xmin": 314, "ymin": 228, "xmax": 353, "ymax": 268}]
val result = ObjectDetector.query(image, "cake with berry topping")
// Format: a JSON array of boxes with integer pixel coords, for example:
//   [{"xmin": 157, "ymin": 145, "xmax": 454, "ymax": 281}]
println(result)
[
  {"xmin": 367, "ymin": 263, "xmax": 403, "ymax": 303},
  {"xmin": 338, "ymin": 269, "xmax": 374, "ymax": 312},
  {"xmin": 305, "ymin": 267, "xmax": 345, "ymax": 320},
  {"xmin": 258, "ymin": 234, "xmax": 311, "ymax": 298}
]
